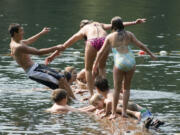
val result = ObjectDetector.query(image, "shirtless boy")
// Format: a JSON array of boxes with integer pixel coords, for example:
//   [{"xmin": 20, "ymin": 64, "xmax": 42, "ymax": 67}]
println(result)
[
  {"xmin": 8, "ymin": 23, "xmax": 75, "ymax": 99},
  {"xmin": 47, "ymin": 89, "xmax": 95, "ymax": 113}
]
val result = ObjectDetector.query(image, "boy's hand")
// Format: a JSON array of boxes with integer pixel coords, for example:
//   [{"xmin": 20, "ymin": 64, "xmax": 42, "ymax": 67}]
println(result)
[
  {"xmin": 45, "ymin": 56, "xmax": 54, "ymax": 65},
  {"xmin": 57, "ymin": 44, "xmax": 65, "ymax": 51}
]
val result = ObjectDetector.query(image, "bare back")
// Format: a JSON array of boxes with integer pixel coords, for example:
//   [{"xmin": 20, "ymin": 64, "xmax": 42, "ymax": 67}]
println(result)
[
  {"xmin": 108, "ymin": 31, "xmax": 132, "ymax": 54},
  {"xmin": 83, "ymin": 22, "xmax": 107, "ymax": 39},
  {"xmin": 10, "ymin": 40, "xmax": 34, "ymax": 71},
  {"xmin": 46, "ymin": 104, "xmax": 69, "ymax": 113}
]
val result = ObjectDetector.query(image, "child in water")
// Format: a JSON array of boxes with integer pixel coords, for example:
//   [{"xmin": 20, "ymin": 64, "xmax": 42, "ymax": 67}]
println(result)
[
  {"xmin": 64, "ymin": 66, "xmax": 77, "ymax": 85},
  {"xmin": 46, "ymin": 89, "xmax": 95, "ymax": 113}
]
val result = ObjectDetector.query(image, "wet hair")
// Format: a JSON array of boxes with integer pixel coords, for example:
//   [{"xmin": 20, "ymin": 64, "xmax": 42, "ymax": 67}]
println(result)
[
  {"xmin": 80, "ymin": 19, "xmax": 93, "ymax": 28},
  {"xmin": 111, "ymin": 16, "xmax": 124, "ymax": 31},
  {"xmin": 95, "ymin": 76, "xmax": 109, "ymax": 92},
  {"xmin": 8, "ymin": 23, "xmax": 21, "ymax": 37},
  {"xmin": 63, "ymin": 71, "xmax": 72, "ymax": 82},
  {"xmin": 89, "ymin": 93, "xmax": 103, "ymax": 106},
  {"xmin": 51, "ymin": 89, "xmax": 67, "ymax": 103}
]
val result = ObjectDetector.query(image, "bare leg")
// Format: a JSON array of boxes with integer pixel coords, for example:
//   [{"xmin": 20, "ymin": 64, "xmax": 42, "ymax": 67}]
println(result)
[
  {"xmin": 122, "ymin": 67, "xmax": 135, "ymax": 117},
  {"xmin": 110, "ymin": 66, "xmax": 124, "ymax": 119},
  {"xmin": 118, "ymin": 100, "xmax": 140, "ymax": 112},
  {"xmin": 85, "ymin": 43, "xmax": 97, "ymax": 96},
  {"xmin": 136, "ymin": 104, "xmax": 143, "ymax": 112},
  {"xmin": 126, "ymin": 109, "xmax": 141, "ymax": 120},
  {"xmin": 59, "ymin": 78, "xmax": 75, "ymax": 99},
  {"xmin": 116, "ymin": 106, "xmax": 141, "ymax": 120},
  {"xmin": 79, "ymin": 105, "xmax": 96, "ymax": 112},
  {"xmin": 98, "ymin": 49, "xmax": 110, "ymax": 77}
]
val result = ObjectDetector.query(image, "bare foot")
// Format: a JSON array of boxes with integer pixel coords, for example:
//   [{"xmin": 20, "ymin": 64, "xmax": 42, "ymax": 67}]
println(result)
[{"xmin": 109, "ymin": 114, "xmax": 117, "ymax": 120}]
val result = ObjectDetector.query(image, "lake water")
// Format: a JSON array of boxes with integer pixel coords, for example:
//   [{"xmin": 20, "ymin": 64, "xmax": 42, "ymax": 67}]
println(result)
[{"xmin": 0, "ymin": 0, "xmax": 180, "ymax": 134}]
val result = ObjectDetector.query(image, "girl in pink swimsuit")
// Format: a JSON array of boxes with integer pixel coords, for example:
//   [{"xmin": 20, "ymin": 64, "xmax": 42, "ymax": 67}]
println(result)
[{"xmin": 45, "ymin": 18, "xmax": 146, "ymax": 98}]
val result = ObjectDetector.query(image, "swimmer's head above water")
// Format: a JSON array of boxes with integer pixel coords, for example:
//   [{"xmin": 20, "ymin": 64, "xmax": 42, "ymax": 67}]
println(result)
[
  {"xmin": 64, "ymin": 66, "xmax": 77, "ymax": 83},
  {"xmin": 51, "ymin": 89, "xmax": 67, "ymax": 103}
]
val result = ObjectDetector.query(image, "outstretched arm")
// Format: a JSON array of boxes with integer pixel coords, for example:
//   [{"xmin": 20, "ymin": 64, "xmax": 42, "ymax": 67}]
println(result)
[
  {"xmin": 45, "ymin": 30, "xmax": 84, "ymax": 65},
  {"xmin": 78, "ymin": 105, "xmax": 96, "ymax": 112},
  {"xmin": 129, "ymin": 32, "xmax": 156, "ymax": 60},
  {"xmin": 63, "ymin": 30, "xmax": 84, "ymax": 49},
  {"xmin": 45, "ymin": 50, "xmax": 61, "ymax": 65},
  {"xmin": 17, "ymin": 44, "xmax": 64, "ymax": 56},
  {"xmin": 123, "ymin": 18, "xmax": 146, "ymax": 26},
  {"xmin": 102, "ymin": 18, "xmax": 146, "ymax": 30},
  {"xmin": 22, "ymin": 27, "xmax": 50, "ymax": 45}
]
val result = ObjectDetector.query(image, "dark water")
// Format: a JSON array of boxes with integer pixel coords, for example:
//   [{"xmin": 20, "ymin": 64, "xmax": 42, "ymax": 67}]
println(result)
[{"xmin": 0, "ymin": 0, "xmax": 180, "ymax": 134}]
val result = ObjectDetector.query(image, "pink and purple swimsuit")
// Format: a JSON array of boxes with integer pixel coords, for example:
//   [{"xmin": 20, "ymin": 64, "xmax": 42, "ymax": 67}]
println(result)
[{"xmin": 87, "ymin": 37, "xmax": 106, "ymax": 51}]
